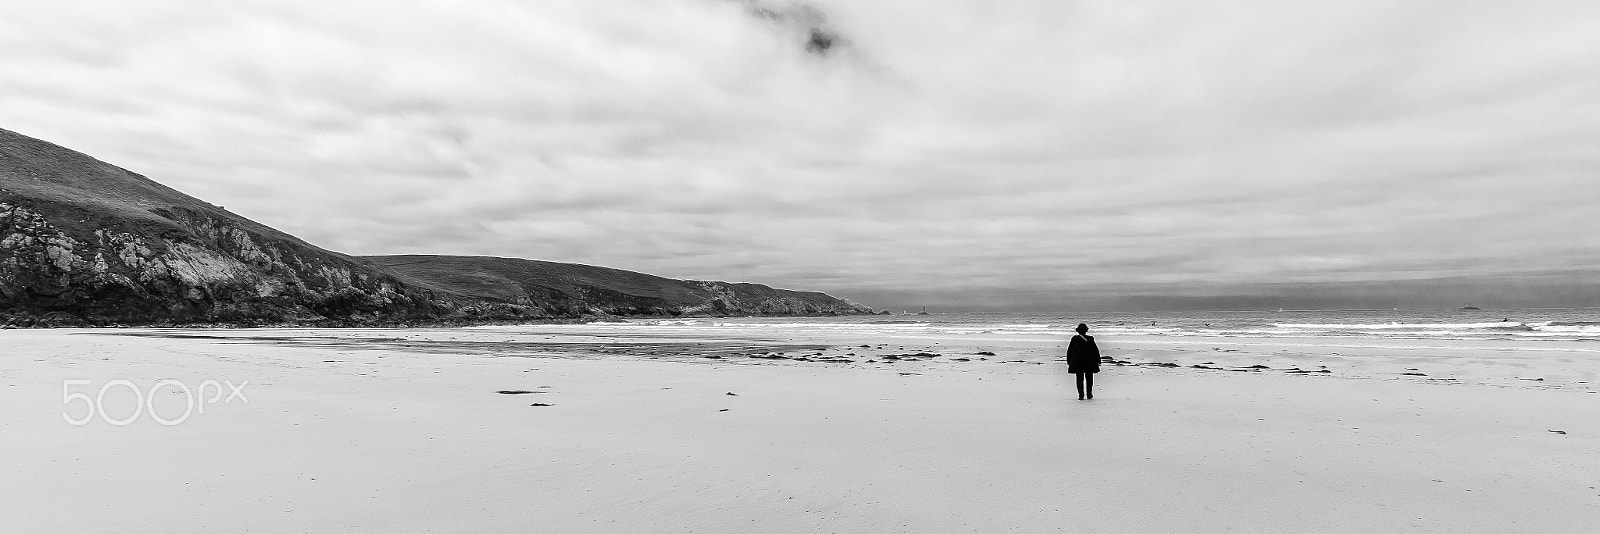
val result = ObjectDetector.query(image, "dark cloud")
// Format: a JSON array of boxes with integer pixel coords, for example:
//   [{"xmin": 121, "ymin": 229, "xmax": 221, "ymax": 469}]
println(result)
[
  {"xmin": 734, "ymin": 0, "xmax": 848, "ymax": 57},
  {"xmin": 805, "ymin": 28, "xmax": 838, "ymax": 55}
]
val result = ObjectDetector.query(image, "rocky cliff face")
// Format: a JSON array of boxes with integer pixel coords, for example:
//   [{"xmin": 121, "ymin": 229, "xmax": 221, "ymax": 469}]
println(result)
[
  {"xmin": 0, "ymin": 190, "xmax": 474, "ymax": 326},
  {"xmin": 0, "ymin": 127, "xmax": 870, "ymax": 326},
  {"xmin": 684, "ymin": 281, "xmax": 864, "ymax": 316}
]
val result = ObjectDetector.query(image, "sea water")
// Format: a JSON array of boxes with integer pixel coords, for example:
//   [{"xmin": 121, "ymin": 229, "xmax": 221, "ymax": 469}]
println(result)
[{"xmin": 608, "ymin": 308, "xmax": 1600, "ymax": 343}]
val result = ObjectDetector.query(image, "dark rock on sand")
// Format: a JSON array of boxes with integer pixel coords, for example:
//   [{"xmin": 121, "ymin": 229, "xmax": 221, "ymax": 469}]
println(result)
[{"xmin": 884, "ymin": 352, "xmax": 939, "ymax": 359}]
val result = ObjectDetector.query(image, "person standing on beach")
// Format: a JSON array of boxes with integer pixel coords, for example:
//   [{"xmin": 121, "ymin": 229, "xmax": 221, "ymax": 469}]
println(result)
[{"xmin": 1067, "ymin": 323, "xmax": 1101, "ymax": 400}]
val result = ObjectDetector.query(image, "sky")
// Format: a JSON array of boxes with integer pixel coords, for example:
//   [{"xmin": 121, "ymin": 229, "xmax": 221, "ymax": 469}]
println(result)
[{"xmin": 2, "ymin": 0, "xmax": 1597, "ymax": 310}]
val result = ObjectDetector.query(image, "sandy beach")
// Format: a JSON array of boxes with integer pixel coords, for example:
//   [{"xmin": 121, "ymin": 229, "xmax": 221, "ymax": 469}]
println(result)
[{"xmin": 3, "ymin": 324, "xmax": 1598, "ymax": 532}]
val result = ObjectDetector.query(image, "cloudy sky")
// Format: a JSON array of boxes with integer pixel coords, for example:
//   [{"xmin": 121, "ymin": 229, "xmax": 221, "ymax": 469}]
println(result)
[{"xmin": 2, "ymin": 0, "xmax": 1597, "ymax": 309}]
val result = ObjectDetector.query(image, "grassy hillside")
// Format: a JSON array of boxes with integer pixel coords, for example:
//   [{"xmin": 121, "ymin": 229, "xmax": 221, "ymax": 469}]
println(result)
[
  {"xmin": 0, "ymin": 127, "xmax": 870, "ymax": 326},
  {"xmin": 0, "ymin": 127, "xmax": 473, "ymax": 325},
  {"xmin": 365, "ymin": 255, "xmax": 871, "ymax": 316}
]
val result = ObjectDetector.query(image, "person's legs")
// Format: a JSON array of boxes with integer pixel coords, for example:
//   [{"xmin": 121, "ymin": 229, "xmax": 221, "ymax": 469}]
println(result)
[
  {"xmin": 1085, "ymin": 373, "xmax": 1094, "ymax": 399},
  {"xmin": 1075, "ymin": 373, "xmax": 1085, "ymax": 400}
]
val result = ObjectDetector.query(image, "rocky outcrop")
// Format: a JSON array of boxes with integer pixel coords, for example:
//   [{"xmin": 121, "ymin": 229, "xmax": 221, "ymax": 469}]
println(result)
[
  {"xmin": 0, "ymin": 195, "xmax": 476, "ymax": 326},
  {"xmin": 682, "ymin": 281, "xmax": 864, "ymax": 316},
  {"xmin": 0, "ymin": 127, "xmax": 870, "ymax": 326}
]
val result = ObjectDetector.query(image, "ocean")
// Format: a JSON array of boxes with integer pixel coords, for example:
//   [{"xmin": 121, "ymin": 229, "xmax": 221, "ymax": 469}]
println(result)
[{"xmin": 595, "ymin": 307, "xmax": 1600, "ymax": 343}]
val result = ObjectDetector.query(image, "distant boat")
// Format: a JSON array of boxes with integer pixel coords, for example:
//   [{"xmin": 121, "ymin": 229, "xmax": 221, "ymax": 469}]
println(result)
[
  {"xmin": 1460, "ymin": 305, "xmax": 1481, "ymax": 310},
  {"xmin": 916, "ymin": 306, "xmax": 929, "ymax": 315}
]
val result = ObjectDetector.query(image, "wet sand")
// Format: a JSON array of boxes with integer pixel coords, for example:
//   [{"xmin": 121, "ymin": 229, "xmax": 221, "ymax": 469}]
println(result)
[{"xmin": 2, "ymin": 326, "xmax": 1598, "ymax": 532}]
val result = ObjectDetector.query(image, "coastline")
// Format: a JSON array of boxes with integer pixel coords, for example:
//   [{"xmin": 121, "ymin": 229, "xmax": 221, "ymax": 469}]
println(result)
[
  {"xmin": 3, "ymin": 325, "xmax": 1598, "ymax": 531},
  {"xmin": 0, "ymin": 311, "xmax": 881, "ymax": 330}
]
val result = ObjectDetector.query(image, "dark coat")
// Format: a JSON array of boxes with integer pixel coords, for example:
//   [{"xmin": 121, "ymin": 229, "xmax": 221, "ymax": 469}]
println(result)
[{"xmin": 1067, "ymin": 334, "xmax": 1100, "ymax": 374}]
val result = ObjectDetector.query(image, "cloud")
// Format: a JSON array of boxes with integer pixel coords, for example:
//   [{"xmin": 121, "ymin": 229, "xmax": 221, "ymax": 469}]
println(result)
[
  {"xmin": 735, "ymin": 1, "xmax": 848, "ymax": 57},
  {"xmin": 1, "ymin": 0, "xmax": 1597, "ymax": 309}
]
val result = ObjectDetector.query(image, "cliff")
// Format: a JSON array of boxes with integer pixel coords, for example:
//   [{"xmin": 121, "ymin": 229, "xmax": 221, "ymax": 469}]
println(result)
[{"xmin": 0, "ymin": 127, "xmax": 871, "ymax": 326}]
